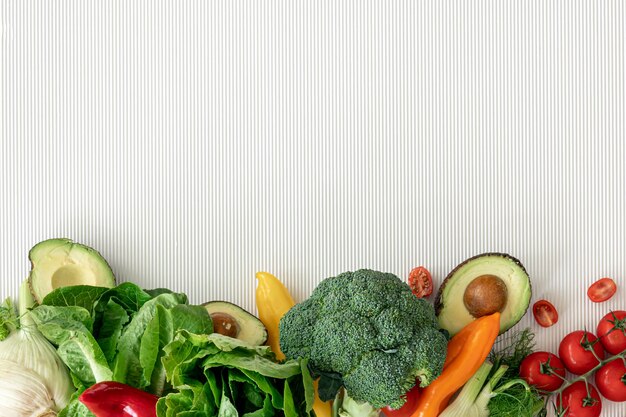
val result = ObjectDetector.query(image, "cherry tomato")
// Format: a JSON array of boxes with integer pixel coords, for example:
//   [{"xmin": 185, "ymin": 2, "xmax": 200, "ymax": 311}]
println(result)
[
  {"xmin": 519, "ymin": 351, "xmax": 566, "ymax": 392},
  {"xmin": 558, "ymin": 331, "xmax": 605, "ymax": 375},
  {"xmin": 587, "ymin": 277, "xmax": 617, "ymax": 303},
  {"xmin": 532, "ymin": 300, "xmax": 559, "ymax": 328},
  {"xmin": 596, "ymin": 310, "xmax": 626, "ymax": 355},
  {"xmin": 408, "ymin": 267, "xmax": 433, "ymax": 298},
  {"xmin": 594, "ymin": 359, "xmax": 626, "ymax": 402},
  {"xmin": 557, "ymin": 381, "xmax": 602, "ymax": 417},
  {"xmin": 381, "ymin": 384, "xmax": 422, "ymax": 417}
]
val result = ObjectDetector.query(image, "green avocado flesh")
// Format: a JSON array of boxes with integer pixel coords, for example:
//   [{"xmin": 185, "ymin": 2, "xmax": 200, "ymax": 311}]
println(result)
[
  {"xmin": 435, "ymin": 253, "xmax": 531, "ymax": 336},
  {"xmin": 28, "ymin": 238, "xmax": 116, "ymax": 303},
  {"xmin": 203, "ymin": 301, "xmax": 268, "ymax": 346}
]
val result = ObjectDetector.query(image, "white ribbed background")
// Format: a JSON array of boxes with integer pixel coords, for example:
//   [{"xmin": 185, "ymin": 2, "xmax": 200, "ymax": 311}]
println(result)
[{"xmin": 1, "ymin": 1, "xmax": 625, "ymax": 415}]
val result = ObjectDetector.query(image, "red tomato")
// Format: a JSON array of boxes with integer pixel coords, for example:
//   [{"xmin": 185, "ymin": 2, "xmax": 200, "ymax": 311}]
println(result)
[
  {"xmin": 596, "ymin": 310, "xmax": 626, "ymax": 355},
  {"xmin": 594, "ymin": 359, "xmax": 626, "ymax": 402},
  {"xmin": 587, "ymin": 277, "xmax": 617, "ymax": 303},
  {"xmin": 558, "ymin": 331, "xmax": 605, "ymax": 375},
  {"xmin": 519, "ymin": 351, "xmax": 566, "ymax": 392},
  {"xmin": 557, "ymin": 381, "xmax": 602, "ymax": 417},
  {"xmin": 408, "ymin": 267, "xmax": 433, "ymax": 298},
  {"xmin": 381, "ymin": 384, "xmax": 421, "ymax": 417},
  {"xmin": 533, "ymin": 300, "xmax": 559, "ymax": 328}
]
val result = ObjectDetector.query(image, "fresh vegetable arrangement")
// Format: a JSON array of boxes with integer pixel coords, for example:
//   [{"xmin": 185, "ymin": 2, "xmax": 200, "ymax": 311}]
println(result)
[
  {"xmin": 0, "ymin": 239, "xmax": 314, "ymax": 417},
  {"xmin": 0, "ymin": 239, "xmax": 624, "ymax": 417}
]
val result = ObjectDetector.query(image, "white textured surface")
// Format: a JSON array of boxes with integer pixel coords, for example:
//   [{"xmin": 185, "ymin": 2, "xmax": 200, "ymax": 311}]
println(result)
[{"xmin": 1, "ymin": 1, "xmax": 625, "ymax": 415}]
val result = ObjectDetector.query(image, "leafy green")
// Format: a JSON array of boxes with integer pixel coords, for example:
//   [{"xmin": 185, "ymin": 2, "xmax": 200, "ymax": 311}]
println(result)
[
  {"xmin": 489, "ymin": 328, "xmax": 536, "ymax": 381},
  {"xmin": 0, "ymin": 298, "xmax": 18, "ymax": 340},
  {"xmin": 145, "ymin": 288, "xmax": 177, "ymax": 298},
  {"xmin": 157, "ymin": 331, "xmax": 314, "ymax": 417},
  {"xmin": 57, "ymin": 391, "xmax": 94, "ymax": 417},
  {"xmin": 112, "ymin": 292, "xmax": 187, "ymax": 388},
  {"xmin": 30, "ymin": 283, "xmax": 213, "ymax": 416},
  {"xmin": 42, "ymin": 285, "xmax": 110, "ymax": 310},
  {"xmin": 94, "ymin": 282, "xmax": 153, "ymax": 316},
  {"xmin": 312, "ymin": 369, "xmax": 344, "ymax": 401},
  {"xmin": 488, "ymin": 381, "xmax": 544, "ymax": 417},
  {"xmin": 30, "ymin": 305, "xmax": 113, "ymax": 386},
  {"xmin": 96, "ymin": 299, "xmax": 130, "ymax": 364}
]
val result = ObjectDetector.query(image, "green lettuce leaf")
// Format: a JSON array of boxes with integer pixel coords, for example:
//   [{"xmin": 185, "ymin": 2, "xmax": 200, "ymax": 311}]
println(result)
[
  {"xmin": 96, "ymin": 299, "xmax": 130, "ymax": 365},
  {"xmin": 113, "ymin": 293, "xmax": 212, "ymax": 395},
  {"xmin": 31, "ymin": 283, "xmax": 210, "ymax": 416},
  {"xmin": 42, "ymin": 285, "xmax": 109, "ymax": 311},
  {"xmin": 158, "ymin": 331, "xmax": 313, "ymax": 417},
  {"xmin": 30, "ymin": 305, "xmax": 112, "ymax": 386}
]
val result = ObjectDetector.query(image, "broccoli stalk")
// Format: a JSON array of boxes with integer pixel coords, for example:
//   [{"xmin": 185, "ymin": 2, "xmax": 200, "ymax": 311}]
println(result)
[
  {"xmin": 332, "ymin": 388, "xmax": 379, "ymax": 417},
  {"xmin": 439, "ymin": 361, "xmax": 544, "ymax": 417}
]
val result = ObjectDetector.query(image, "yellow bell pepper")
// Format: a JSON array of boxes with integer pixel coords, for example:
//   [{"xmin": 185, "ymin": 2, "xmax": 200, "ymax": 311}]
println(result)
[
  {"xmin": 313, "ymin": 379, "xmax": 332, "ymax": 417},
  {"xmin": 255, "ymin": 271, "xmax": 295, "ymax": 360},
  {"xmin": 255, "ymin": 271, "xmax": 331, "ymax": 417}
]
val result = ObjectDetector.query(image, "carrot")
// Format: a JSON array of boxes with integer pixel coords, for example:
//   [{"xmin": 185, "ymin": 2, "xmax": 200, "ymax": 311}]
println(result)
[{"xmin": 409, "ymin": 312, "xmax": 501, "ymax": 417}]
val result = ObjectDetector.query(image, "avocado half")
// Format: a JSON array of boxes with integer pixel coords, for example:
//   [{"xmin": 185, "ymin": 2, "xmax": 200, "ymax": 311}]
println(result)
[
  {"xmin": 28, "ymin": 238, "xmax": 116, "ymax": 303},
  {"xmin": 203, "ymin": 301, "xmax": 268, "ymax": 346},
  {"xmin": 435, "ymin": 253, "xmax": 532, "ymax": 336}
]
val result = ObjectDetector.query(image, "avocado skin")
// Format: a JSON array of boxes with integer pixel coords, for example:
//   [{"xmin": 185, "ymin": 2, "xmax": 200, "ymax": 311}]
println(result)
[{"xmin": 435, "ymin": 252, "xmax": 532, "ymax": 334}]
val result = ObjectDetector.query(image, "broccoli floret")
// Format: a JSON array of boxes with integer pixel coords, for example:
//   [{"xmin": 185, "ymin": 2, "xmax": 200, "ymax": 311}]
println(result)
[{"xmin": 279, "ymin": 269, "xmax": 448, "ymax": 409}]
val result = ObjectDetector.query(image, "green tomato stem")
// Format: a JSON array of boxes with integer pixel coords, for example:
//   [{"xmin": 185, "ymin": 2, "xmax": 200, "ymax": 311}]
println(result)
[{"xmin": 549, "ymin": 350, "xmax": 626, "ymax": 397}]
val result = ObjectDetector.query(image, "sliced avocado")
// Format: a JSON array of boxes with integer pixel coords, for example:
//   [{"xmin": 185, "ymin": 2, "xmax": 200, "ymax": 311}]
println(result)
[
  {"xmin": 28, "ymin": 238, "xmax": 116, "ymax": 303},
  {"xmin": 435, "ymin": 253, "xmax": 531, "ymax": 336},
  {"xmin": 203, "ymin": 301, "xmax": 268, "ymax": 345}
]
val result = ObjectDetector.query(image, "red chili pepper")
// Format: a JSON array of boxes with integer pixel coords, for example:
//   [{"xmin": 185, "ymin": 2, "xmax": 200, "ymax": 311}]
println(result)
[{"xmin": 79, "ymin": 381, "xmax": 158, "ymax": 417}]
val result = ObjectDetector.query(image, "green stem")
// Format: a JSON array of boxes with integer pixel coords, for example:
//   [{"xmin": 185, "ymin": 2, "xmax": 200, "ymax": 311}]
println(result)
[
  {"xmin": 495, "ymin": 378, "xmax": 531, "ymax": 394},
  {"xmin": 18, "ymin": 280, "xmax": 36, "ymax": 328},
  {"xmin": 439, "ymin": 362, "xmax": 495, "ymax": 417},
  {"xmin": 550, "ymin": 350, "xmax": 626, "ymax": 397}
]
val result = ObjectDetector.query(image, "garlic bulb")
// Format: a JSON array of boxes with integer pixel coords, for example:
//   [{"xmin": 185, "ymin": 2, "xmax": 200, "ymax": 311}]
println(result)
[{"xmin": 0, "ymin": 359, "xmax": 58, "ymax": 417}]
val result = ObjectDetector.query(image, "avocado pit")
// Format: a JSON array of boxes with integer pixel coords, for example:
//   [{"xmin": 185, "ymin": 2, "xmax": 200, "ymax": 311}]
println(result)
[
  {"xmin": 210, "ymin": 312, "xmax": 241, "ymax": 338},
  {"xmin": 463, "ymin": 274, "xmax": 508, "ymax": 318}
]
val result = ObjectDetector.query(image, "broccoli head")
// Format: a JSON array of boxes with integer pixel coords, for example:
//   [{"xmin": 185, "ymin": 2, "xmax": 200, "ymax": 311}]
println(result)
[{"xmin": 279, "ymin": 269, "xmax": 448, "ymax": 409}]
